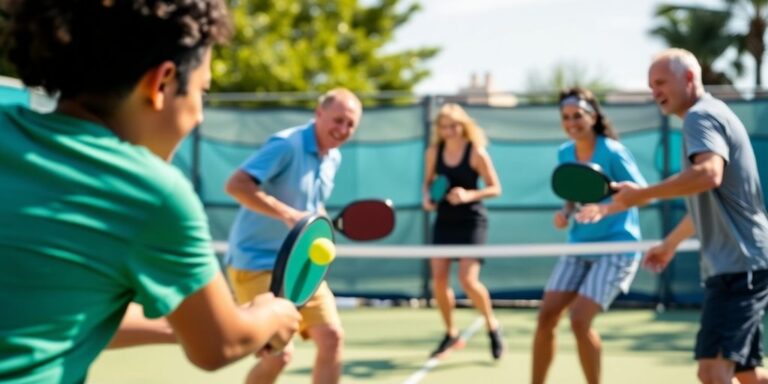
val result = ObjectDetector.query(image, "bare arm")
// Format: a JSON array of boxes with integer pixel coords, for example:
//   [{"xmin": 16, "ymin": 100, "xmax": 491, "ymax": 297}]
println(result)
[
  {"xmin": 613, "ymin": 152, "xmax": 725, "ymax": 207},
  {"xmin": 225, "ymin": 169, "xmax": 306, "ymax": 228},
  {"xmin": 554, "ymin": 201, "xmax": 575, "ymax": 229},
  {"xmin": 165, "ymin": 273, "xmax": 301, "ymax": 371},
  {"xmin": 573, "ymin": 200, "xmax": 632, "ymax": 224},
  {"xmin": 661, "ymin": 214, "xmax": 696, "ymax": 249},
  {"xmin": 317, "ymin": 203, "xmax": 327, "ymax": 216},
  {"xmin": 467, "ymin": 146, "xmax": 502, "ymax": 201},
  {"xmin": 107, "ymin": 303, "xmax": 176, "ymax": 349},
  {"xmin": 643, "ymin": 215, "xmax": 696, "ymax": 273},
  {"xmin": 422, "ymin": 146, "xmax": 438, "ymax": 211},
  {"xmin": 446, "ymin": 146, "xmax": 502, "ymax": 205}
]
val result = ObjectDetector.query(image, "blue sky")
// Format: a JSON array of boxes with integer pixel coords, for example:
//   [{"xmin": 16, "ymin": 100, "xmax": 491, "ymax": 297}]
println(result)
[{"xmin": 387, "ymin": 0, "xmax": 753, "ymax": 94}]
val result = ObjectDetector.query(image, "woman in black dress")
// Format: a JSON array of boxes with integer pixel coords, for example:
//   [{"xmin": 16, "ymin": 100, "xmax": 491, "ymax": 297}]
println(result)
[{"xmin": 422, "ymin": 103, "xmax": 503, "ymax": 360}]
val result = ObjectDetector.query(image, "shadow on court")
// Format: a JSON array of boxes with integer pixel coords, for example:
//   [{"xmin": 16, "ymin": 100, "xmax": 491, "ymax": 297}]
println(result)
[
  {"xmin": 290, "ymin": 359, "xmax": 400, "ymax": 379},
  {"xmin": 597, "ymin": 309, "xmax": 699, "ymax": 353},
  {"xmin": 291, "ymin": 357, "xmax": 493, "ymax": 380}
]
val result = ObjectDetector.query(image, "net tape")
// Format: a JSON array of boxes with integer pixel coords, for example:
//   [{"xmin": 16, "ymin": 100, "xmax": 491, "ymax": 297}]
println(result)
[{"xmin": 213, "ymin": 239, "xmax": 700, "ymax": 258}]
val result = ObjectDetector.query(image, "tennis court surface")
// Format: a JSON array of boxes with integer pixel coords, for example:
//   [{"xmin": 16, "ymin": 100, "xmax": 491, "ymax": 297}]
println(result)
[{"xmin": 90, "ymin": 306, "xmax": 719, "ymax": 383}]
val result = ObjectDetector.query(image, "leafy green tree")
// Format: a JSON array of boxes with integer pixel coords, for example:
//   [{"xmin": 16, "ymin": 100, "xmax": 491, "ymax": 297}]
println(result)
[
  {"xmin": 211, "ymin": 0, "xmax": 439, "ymax": 98},
  {"xmin": 649, "ymin": 4, "xmax": 738, "ymax": 85},
  {"xmin": 724, "ymin": 0, "xmax": 768, "ymax": 88}
]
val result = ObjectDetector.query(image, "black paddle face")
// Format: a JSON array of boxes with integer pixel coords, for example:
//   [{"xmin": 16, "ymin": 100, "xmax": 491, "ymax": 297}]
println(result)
[
  {"xmin": 332, "ymin": 199, "xmax": 395, "ymax": 241},
  {"xmin": 551, "ymin": 162, "xmax": 613, "ymax": 203}
]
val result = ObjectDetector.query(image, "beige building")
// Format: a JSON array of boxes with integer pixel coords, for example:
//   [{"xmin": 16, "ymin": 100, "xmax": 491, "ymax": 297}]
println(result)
[{"xmin": 443, "ymin": 72, "xmax": 518, "ymax": 107}]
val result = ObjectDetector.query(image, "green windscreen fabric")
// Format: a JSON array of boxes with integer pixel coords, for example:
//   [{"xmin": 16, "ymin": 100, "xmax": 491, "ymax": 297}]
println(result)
[{"xmin": 187, "ymin": 98, "xmax": 768, "ymax": 303}]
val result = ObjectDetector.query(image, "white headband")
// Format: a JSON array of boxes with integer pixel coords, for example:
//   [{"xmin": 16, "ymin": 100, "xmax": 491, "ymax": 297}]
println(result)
[{"xmin": 560, "ymin": 95, "xmax": 595, "ymax": 114}]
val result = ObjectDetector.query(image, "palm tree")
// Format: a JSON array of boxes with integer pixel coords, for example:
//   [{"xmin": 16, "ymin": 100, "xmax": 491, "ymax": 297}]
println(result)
[
  {"xmin": 524, "ymin": 61, "xmax": 614, "ymax": 103},
  {"xmin": 650, "ymin": 4, "xmax": 739, "ymax": 85},
  {"xmin": 724, "ymin": 0, "xmax": 768, "ymax": 88}
]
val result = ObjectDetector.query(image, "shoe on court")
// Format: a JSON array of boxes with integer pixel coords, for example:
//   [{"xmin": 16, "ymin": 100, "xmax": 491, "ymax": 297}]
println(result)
[
  {"xmin": 489, "ymin": 328, "xmax": 504, "ymax": 360},
  {"xmin": 430, "ymin": 333, "xmax": 460, "ymax": 357}
]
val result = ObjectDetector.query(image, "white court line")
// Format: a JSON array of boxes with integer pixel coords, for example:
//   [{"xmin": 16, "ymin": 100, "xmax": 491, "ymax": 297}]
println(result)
[{"xmin": 401, "ymin": 317, "xmax": 485, "ymax": 384}]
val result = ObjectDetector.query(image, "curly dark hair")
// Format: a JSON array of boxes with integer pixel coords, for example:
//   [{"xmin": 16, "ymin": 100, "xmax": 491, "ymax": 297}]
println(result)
[
  {"xmin": 558, "ymin": 87, "xmax": 618, "ymax": 140},
  {"xmin": 1, "ymin": 0, "xmax": 231, "ymax": 108}
]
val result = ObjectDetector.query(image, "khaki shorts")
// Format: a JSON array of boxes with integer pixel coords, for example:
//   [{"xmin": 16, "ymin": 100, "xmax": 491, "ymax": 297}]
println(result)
[{"xmin": 227, "ymin": 267, "xmax": 341, "ymax": 339}]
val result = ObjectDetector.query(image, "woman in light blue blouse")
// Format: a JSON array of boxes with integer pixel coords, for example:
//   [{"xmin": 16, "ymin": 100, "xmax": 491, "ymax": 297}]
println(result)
[{"xmin": 531, "ymin": 87, "xmax": 647, "ymax": 384}]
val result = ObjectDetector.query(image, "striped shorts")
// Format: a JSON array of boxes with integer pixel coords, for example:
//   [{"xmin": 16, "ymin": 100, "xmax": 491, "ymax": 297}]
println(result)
[{"xmin": 545, "ymin": 253, "xmax": 640, "ymax": 310}]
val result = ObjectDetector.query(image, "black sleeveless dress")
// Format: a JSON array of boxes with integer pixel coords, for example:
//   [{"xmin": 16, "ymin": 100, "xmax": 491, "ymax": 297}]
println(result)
[{"xmin": 433, "ymin": 142, "xmax": 488, "ymax": 245}]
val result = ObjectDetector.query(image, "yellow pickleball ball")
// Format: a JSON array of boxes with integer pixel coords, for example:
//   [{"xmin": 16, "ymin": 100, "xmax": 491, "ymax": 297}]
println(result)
[{"xmin": 309, "ymin": 238, "xmax": 335, "ymax": 266}]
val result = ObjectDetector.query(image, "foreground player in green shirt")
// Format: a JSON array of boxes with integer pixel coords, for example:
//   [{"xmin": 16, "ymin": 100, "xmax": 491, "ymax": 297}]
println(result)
[{"xmin": 0, "ymin": 1, "xmax": 300, "ymax": 383}]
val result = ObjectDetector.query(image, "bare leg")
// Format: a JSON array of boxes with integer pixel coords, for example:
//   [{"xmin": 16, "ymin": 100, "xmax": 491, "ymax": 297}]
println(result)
[
  {"xmin": 733, "ymin": 367, "xmax": 768, "ymax": 384},
  {"xmin": 698, "ymin": 356, "xmax": 736, "ymax": 384},
  {"xmin": 569, "ymin": 296, "xmax": 602, "ymax": 384},
  {"xmin": 457, "ymin": 259, "xmax": 497, "ymax": 330},
  {"xmin": 306, "ymin": 324, "xmax": 343, "ymax": 384},
  {"xmin": 430, "ymin": 258, "xmax": 457, "ymax": 336},
  {"xmin": 532, "ymin": 291, "xmax": 577, "ymax": 384}
]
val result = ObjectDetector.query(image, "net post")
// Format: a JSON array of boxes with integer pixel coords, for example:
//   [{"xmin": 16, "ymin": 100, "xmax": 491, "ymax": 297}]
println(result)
[
  {"xmin": 420, "ymin": 95, "xmax": 435, "ymax": 304},
  {"xmin": 191, "ymin": 123, "xmax": 202, "ymax": 195},
  {"xmin": 658, "ymin": 111, "xmax": 675, "ymax": 310}
]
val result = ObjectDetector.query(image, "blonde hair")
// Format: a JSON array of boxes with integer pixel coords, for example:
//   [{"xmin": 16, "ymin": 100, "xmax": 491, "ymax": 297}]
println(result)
[
  {"xmin": 653, "ymin": 48, "xmax": 704, "ymax": 89},
  {"xmin": 430, "ymin": 103, "xmax": 488, "ymax": 148}
]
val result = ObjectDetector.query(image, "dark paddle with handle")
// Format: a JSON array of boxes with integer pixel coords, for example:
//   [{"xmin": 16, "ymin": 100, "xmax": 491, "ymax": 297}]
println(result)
[
  {"xmin": 270, "ymin": 199, "xmax": 396, "ymax": 307},
  {"xmin": 262, "ymin": 199, "xmax": 393, "ymax": 353},
  {"xmin": 551, "ymin": 162, "xmax": 615, "ymax": 204},
  {"xmin": 332, "ymin": 199, "xmax": 395, "ymax": 241},
  {"xmin": 264, "ymin": 215, "xmax": 334, "ymax": 354}
]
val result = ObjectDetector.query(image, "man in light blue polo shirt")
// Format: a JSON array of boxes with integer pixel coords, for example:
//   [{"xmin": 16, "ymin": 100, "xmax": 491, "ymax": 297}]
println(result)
[{"xmin": 225, "ymin": 88, "xmax": 362, "ymax": 384}]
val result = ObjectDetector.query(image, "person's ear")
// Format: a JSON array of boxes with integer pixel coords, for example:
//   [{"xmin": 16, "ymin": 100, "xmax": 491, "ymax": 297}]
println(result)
[
  {"xmin": 140, "ymin": 61, "xmax": 176, "ymax": 111},
  {"xmin": 686, "ymin": 69, "xmax": 695, "ymax": 84}
]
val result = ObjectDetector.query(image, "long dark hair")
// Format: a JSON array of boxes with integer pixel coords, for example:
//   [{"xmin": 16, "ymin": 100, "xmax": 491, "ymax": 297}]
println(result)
[{"xmin": 558, "ymin": 87, "xmax": 618, "ymax": 140}]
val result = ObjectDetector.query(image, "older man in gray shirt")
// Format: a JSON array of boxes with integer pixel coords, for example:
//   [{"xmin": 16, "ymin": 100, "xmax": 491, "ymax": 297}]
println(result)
[{"xmin": 612, "ymin": 48, "xmax": 768, "ymax": 384}]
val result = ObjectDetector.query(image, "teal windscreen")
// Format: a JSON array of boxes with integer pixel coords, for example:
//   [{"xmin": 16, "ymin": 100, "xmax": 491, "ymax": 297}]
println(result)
[
  {"xmin": 42, "ymin": 92, "xmax": 768, "ymax": 306},
  {"xmin": 14, "ymin": 79, "xmax": 765, "ymax": 305}
]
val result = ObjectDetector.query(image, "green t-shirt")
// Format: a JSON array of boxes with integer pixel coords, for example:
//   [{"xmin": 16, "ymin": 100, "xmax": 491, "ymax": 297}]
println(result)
[{"xmin": 0, "ymin": 106, "xmax": 219, "ymax": 383}]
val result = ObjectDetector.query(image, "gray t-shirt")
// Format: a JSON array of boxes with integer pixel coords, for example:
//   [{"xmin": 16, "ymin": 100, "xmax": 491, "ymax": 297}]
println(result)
[{"xmin": 683, "ymin": 93, "xmax": 768, "ymax": 279}]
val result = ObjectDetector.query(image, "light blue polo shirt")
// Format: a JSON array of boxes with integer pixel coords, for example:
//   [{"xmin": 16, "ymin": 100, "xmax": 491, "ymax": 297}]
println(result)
[
  {"xmin": 558, "ymin": 135, "xmax": 647, "ymax": 245},
  {"xmin": 226, "ymin": 122, "xmax": 341, "ymax": 271}
]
